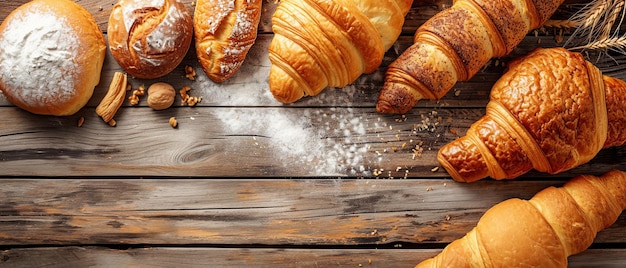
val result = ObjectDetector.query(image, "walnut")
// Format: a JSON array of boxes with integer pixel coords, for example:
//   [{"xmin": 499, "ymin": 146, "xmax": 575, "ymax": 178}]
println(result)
[
  {"xmin": 169, "ymin": 117, "xmax": 178, "ymax": 128},
  {"xmin": 179, "ymin": 86, "xmax": 202, "ymax": 106},
  {"xmin": 185, "ymin": 65, "xmax": 196, "ymax": 80},
  {"xmin": 128, "ymin": 85, "xmax": 145, "ymax": 106},
  {"xmin": 147, "ymin": 82, "xmax": 176, "ymax": 110}
]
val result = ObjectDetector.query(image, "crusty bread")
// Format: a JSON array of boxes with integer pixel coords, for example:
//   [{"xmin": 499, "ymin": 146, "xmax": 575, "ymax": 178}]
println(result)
[
  {"xmin": 108, "ymin": 0, "xmax": 193, "ymax": 79},
  {"xmin": 194, "ymin": 0, "xmax": 262, "ymax": 83},
  {"xmin": 0, "ymin": 0, "xmax": 106, "ymax": 116}
]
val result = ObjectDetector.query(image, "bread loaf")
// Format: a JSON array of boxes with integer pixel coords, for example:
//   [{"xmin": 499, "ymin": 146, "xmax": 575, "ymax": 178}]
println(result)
[
  {"xmin": 108, "ymin": 0, "xmax": 193, "ymax": 79},
  {"xmin": 194, "ymin": 0, "xmax": 262, "ymax": 83},
  {"xmin": 0, "ymin": 0, "xmax": 106, "ymax": 116}
]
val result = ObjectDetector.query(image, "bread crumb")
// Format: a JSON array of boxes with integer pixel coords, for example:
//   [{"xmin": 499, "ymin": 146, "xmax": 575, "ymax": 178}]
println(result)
[
  {"xmin": 169, "ymin": 117, "xmax": 178, "ymax": 128},
  {"xmin": 77, "ymin": 116, "xmax": 84, "ymax": 127},
  {"xmin": 431, "ymin": 166, "xmax": 439, "ymax": 172}
]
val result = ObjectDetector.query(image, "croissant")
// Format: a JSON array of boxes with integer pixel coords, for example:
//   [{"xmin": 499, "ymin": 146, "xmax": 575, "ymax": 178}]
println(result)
[
  {"xmin": 416, "ymin": 169, "xmax": 626, "ymax": 268},
  {"xmin": 438, "ymin": 47, "xmax": 626, "ymax": 183},
  {"xmin": 377, "ymin": 0, "xmax": 564, "ymax": 114},
  {"xmin": 268, "ymin": 0, "xmax": 413, "ymax": 103},
  {"xmin": 194, "ymin": 0, "xmax": 262, "ymax": 83}
]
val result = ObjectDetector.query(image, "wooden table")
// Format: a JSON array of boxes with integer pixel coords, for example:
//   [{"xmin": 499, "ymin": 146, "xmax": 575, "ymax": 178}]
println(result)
[{"xmin": 2, "ymin": 0, "xmax": 626, "ymax": 267}]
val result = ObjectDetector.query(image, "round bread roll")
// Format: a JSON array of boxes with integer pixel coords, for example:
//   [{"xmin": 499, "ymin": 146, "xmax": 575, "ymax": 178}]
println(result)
[
  {"xmin": 108, "ymin": 0, "xmax": 193, "ymax": 79},
  {"xmin": 0, "ymin": 0, "xmax": 106, "ymax": 116}
]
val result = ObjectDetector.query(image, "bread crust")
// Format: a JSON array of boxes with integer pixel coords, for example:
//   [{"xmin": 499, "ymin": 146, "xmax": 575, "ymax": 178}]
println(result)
[
  {"xmin": 194, "ymin": 0, "xmax": 262, "ymax": 83},
  {"xmin": 0, "ymin": 0, "xmax": 106, "ymax": 116},
  {"xmin": 108, "ymin": 0, "xmax": 193, "ymax": 79}
]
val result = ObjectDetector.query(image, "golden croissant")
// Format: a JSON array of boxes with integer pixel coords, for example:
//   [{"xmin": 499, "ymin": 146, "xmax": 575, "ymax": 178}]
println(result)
[
  {"xmin": 438, "ymin": 48, "xmax": 626, "ymax": 183},
  {"xmin": 416, "ymin": 169, "xmax": 626, "ymax": 268},
  {"xmin": 268, "ymin": 0, "xmax": 413, "ymax": 103},
  {"xmin": 377, "ymin": 0, "xmax": 564, "ymax": 114}
]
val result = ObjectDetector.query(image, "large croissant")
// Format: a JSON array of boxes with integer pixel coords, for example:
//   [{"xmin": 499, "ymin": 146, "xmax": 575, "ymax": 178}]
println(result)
[
  {"xmin": 438, "ymin": 47, "xmax": 626, "ymax": 183},
  {"xmin": 268, "ymin": 0, "xmax": 413, "ymax": 103},
  {"xmin": 416, "ymin": 169, "xmax": 626, "ymax": 267},
  {"xmin": 377, "ymin": 0, "xmax": 564, "ymax": 114}
]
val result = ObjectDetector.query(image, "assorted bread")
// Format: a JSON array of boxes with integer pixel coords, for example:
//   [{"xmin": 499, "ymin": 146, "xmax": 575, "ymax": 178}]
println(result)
[
  {"xmin": 107, "ymin": 0, "xmax": 193, "ymax": 79},
  {"xmin": 194, "ymin": 0, "xmax": 262, "ymax": 83},
  {"xmin": 3, "ymin": 1, "xmax": 626, "ymax": 266},
  {"xmin": 438, "ymin": 47, "xmax": 626, "ymax": 183},
  {"xmin": 416, "ymin": 169, "xmax": 626, "ymax": 267},
  {"xmin": 267, "ymin": 0, "xmax": 413, "ymax": 103},
  {"xmin": 377, "ymin": 0, "xmax": 565, "ymax": 114},
  {"xmin": 0, "ymin": 0, "xmax": 106, "ymax": 116}
]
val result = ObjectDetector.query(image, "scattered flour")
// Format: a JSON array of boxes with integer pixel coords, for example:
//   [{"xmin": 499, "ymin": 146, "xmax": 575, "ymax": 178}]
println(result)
[
  {"xmin": 0, "ymin": 6, "xmax": 79, "ymax": 109},
  {"xmin": 214, "ymin": 107, "xmax": 371, "ymax": 176}
]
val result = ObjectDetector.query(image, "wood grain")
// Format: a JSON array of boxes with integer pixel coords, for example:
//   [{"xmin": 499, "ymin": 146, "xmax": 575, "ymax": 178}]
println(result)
[
  {"xmin": 1, "ymin": 247, "xmax": 626, "ymax": 267},
  {"xmin": 0, "ymin": 178, "xmax": 583, "ymax": 246},
  {"xmin": 1, "ymin": 0, "xmax": 626, "ymax": 267}
]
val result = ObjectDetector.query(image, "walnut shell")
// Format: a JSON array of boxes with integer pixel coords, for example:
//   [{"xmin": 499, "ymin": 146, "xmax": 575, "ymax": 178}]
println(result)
[{"xmin": 147, "ymin": 82, "xmax": 175, "ymax": 110}]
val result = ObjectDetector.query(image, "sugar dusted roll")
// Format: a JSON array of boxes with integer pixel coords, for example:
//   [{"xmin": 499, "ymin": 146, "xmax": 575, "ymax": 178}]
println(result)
[
  {"xmin": 108, "ymin": 0, "xmax": 193, "ymax": 79},
  {"xmin": 0, "ymin": 0, "xmax": 106, "ymax": 116}
]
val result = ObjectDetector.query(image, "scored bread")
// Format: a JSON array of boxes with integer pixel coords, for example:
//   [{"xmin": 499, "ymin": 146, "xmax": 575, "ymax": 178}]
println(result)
[
  {"xmin": 108, "ymin": 0, "xmax": 193, "ymax": 79},
  {"xmin": 0, "ymin": 0, "xmax": 106, "ymax": 116},
  {"xmin": 194, "ymin": 0, "xmax": 262, "ymax": 83}
]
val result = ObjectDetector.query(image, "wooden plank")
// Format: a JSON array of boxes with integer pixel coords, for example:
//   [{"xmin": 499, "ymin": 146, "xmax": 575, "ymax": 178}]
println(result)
[
  {"xmin": 1, "ymin": 247, "xmax": 626, "ymax": 267},
  {"xmin": 2, "ymin": 104, "xmax": 625, "ymax": 178},
  {"xmin": 5, "ymin": 177, "xmax": 626, "ymax": 246}
]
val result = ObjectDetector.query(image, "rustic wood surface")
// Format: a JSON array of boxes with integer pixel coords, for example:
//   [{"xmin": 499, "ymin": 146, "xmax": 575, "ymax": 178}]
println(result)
[{"xmin": 1, "ymin": 0, "xmax": 626, "ymax": 267}]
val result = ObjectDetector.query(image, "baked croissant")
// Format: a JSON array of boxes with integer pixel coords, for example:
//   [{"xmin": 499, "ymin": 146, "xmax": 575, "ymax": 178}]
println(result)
[
  {"xmin": 377, "ymin": 0, "xmax": 564, "ymax": 114},
  {"xmin": 194, "ymin": 0, "xmax": 262, "ymax": 82},
  {"xmin": 268, "ymin": 0, "xmax": 413, "ymax": 103},
  {"xmin": 438, "ymin": 47, "xmax": 626, "ymax": 183},
  {"xmin": 416, "ymin": 169, "xmax": 626, "ymax": 268}
]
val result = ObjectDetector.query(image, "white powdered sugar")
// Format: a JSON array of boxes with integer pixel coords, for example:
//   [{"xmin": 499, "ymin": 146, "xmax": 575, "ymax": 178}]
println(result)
[{"xmin": 0, "ymin": 7, "xmax": 79, "ymax": 108}]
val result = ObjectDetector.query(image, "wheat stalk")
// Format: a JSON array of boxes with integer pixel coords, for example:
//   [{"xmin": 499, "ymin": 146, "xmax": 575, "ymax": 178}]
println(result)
[
  {"xmin": 565, "ymin": 0, "xmax": 626, "ymax": 56},
  {"xmin": 571, "ymin": 35, "xmax": 626, "ymax": 51},
  {"xmin": 581, "ymin": 1, "xmax": 611, "ymax": 29},
  {"xmin": 542, "ymin": 19, "xmax": 579, "ymax": 29},
  {"xmin": 600, "ymin": 0, "xmax": 625, "ymax": 39}
]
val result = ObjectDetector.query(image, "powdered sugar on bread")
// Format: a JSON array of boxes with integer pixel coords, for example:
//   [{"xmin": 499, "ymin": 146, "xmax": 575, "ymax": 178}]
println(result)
[{"xmin": 0, "ymin": 5, "xmax": 79, "ymax": 110}]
